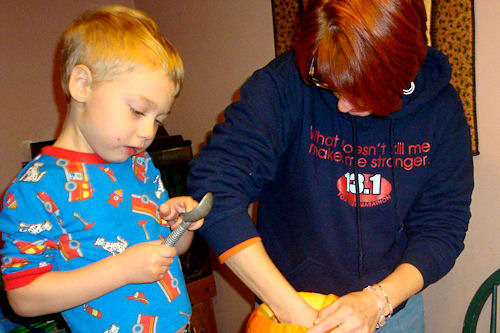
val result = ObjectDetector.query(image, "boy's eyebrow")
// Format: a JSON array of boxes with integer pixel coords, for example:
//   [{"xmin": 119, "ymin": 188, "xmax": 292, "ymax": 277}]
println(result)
[
  {"xmin": 128, "ymin": 94, "xmax": 158, "ymax": 110},
  {"xmin": 128, "ymin": 94, "xmax": 170, "ymax": 114}
]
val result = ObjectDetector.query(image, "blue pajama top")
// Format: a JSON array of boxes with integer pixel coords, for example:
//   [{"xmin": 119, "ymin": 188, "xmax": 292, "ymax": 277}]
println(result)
[{"xmin": 1, "ymin": 146, "xmax": 191, "ymax": 333}]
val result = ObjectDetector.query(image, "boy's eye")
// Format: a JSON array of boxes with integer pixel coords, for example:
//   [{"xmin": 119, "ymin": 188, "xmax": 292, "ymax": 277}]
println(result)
[{"xmin": 131, "ymin": 107, "xmax": 144, "ymax": 116}]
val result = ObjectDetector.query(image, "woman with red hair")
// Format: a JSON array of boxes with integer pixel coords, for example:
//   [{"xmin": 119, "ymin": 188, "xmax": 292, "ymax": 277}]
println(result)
[
  {"xmin": 189, "ymin": 0, "xmax": 473, "ymax": 331},
  {"xmin": 295, "ymin": 0, "xmax": 428, "ymax": 117}
]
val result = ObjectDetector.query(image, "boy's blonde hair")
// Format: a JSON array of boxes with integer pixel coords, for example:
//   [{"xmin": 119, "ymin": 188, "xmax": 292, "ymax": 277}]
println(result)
[{"xmin": 60, "ymin": 5, "xmax": 183, "ymax": 99}]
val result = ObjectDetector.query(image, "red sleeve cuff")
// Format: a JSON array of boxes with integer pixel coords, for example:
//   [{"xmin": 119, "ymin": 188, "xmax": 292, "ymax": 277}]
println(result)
[{"xmin": 2, "ymin": 264, "xmax": 53, "ymax": 290}]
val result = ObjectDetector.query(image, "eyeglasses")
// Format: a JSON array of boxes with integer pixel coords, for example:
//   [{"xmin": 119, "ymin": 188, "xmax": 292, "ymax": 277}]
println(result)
[
  {"xmin": 308, "ymin": 57, "xmax": 331, "ymax": 90},
  {"xmin": 308, "ymin": 57, "xmax": 416, "ymax": 97}
]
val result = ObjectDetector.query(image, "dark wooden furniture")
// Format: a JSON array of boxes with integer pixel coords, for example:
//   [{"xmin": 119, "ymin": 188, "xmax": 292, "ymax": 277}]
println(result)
[
  {"xmin": 187, "ymin": 275, "xmax": 218, "ymax": 333},
  {"xmin": 148, "ymin": 130, "xmax": 218, "ymax": 333}
]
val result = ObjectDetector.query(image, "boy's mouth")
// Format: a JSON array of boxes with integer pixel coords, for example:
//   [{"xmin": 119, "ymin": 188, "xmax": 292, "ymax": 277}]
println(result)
[{"xmin": 124, "ymin": 146, "xmax": 140, "ymax": 156}]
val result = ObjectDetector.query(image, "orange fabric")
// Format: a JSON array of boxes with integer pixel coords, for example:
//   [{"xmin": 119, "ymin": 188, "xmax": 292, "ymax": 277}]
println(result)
[
  {"xmin": 2, "ymin": 264, "xmax": 52, "ymax": 290},
  {"xmin": 218, "ymin": 237, "xmax": 262, "ymax": 263}
]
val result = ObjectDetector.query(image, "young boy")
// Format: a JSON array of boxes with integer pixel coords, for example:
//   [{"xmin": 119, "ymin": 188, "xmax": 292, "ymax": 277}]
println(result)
[{"xmin": 0, "ymin": 6, "xmax": 202, "ymax": 333}]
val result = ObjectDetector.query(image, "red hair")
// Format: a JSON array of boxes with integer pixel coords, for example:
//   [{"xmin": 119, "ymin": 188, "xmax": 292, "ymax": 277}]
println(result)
[{"xmin": 294, "ymin": 0, "xmax": 428, "ymax": 116}]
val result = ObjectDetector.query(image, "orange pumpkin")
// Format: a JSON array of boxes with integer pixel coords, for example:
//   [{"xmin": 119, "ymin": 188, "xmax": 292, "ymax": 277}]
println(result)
[{"xmin": 246, "ymin": 292, "xmax": 338, "ymax": 332}]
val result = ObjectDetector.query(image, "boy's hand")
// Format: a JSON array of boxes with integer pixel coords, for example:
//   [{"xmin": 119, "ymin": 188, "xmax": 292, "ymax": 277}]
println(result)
[
  {"xmin": 159, "ymin": 196, "xmax": 204, "ymax": 231},
  {"xmin": 118, "ymin": 240, "xmax": 176, "ymax": 284}
]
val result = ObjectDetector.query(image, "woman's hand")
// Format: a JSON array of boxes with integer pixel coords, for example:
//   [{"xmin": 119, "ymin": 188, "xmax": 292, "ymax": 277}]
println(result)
[
  {"xmin": 306, "ymin": 289, "xmax": 379, "ymax": 333},
  {"xmin": 117, "ymin": 240, "xmax": 176, "ymax": 284},
  {"xmin": 306, "ymin": 263, "xmax": 424, "ymax": 332}
]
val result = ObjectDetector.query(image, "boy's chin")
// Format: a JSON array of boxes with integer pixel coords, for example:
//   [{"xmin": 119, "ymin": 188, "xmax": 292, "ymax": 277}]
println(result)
[{"xmin": 99, "ymin": 153, "xmax": 131, "ymax": 164}]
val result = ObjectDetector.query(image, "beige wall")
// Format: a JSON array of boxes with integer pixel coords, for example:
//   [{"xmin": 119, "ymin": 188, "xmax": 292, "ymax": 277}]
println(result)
[{"xmin": 1, "ymin": 1, "xmax": 498, "ymax": 332}]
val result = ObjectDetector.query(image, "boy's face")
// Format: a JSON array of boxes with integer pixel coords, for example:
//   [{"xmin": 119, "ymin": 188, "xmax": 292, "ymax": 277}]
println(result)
[{"xmin": 75, "ymin": 67, "xmax": 175, "ymax": 163}]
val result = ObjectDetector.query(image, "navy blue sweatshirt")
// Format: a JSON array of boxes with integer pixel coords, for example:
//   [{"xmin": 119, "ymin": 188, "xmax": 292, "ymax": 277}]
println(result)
[{"xmin": 188, "ymin": 47, "xmax": 473, "ymax": 298}]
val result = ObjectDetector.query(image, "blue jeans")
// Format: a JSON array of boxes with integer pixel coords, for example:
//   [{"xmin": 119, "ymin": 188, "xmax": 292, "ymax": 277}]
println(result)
[{"xmin": 377, "ymin": 293, "xmax": 425, "ymax": 333}]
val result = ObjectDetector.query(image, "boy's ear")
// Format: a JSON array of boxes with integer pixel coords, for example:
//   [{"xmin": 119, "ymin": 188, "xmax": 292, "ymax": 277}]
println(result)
[{"xmin": 68, "ymin": 65, "xmax": 93, "ymax": 102}]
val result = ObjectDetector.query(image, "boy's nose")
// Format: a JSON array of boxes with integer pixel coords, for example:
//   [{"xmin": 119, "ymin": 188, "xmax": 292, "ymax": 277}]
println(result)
[{"xmin": 138, "ymin": 120, "xmax": 157, "ymax": 140}]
